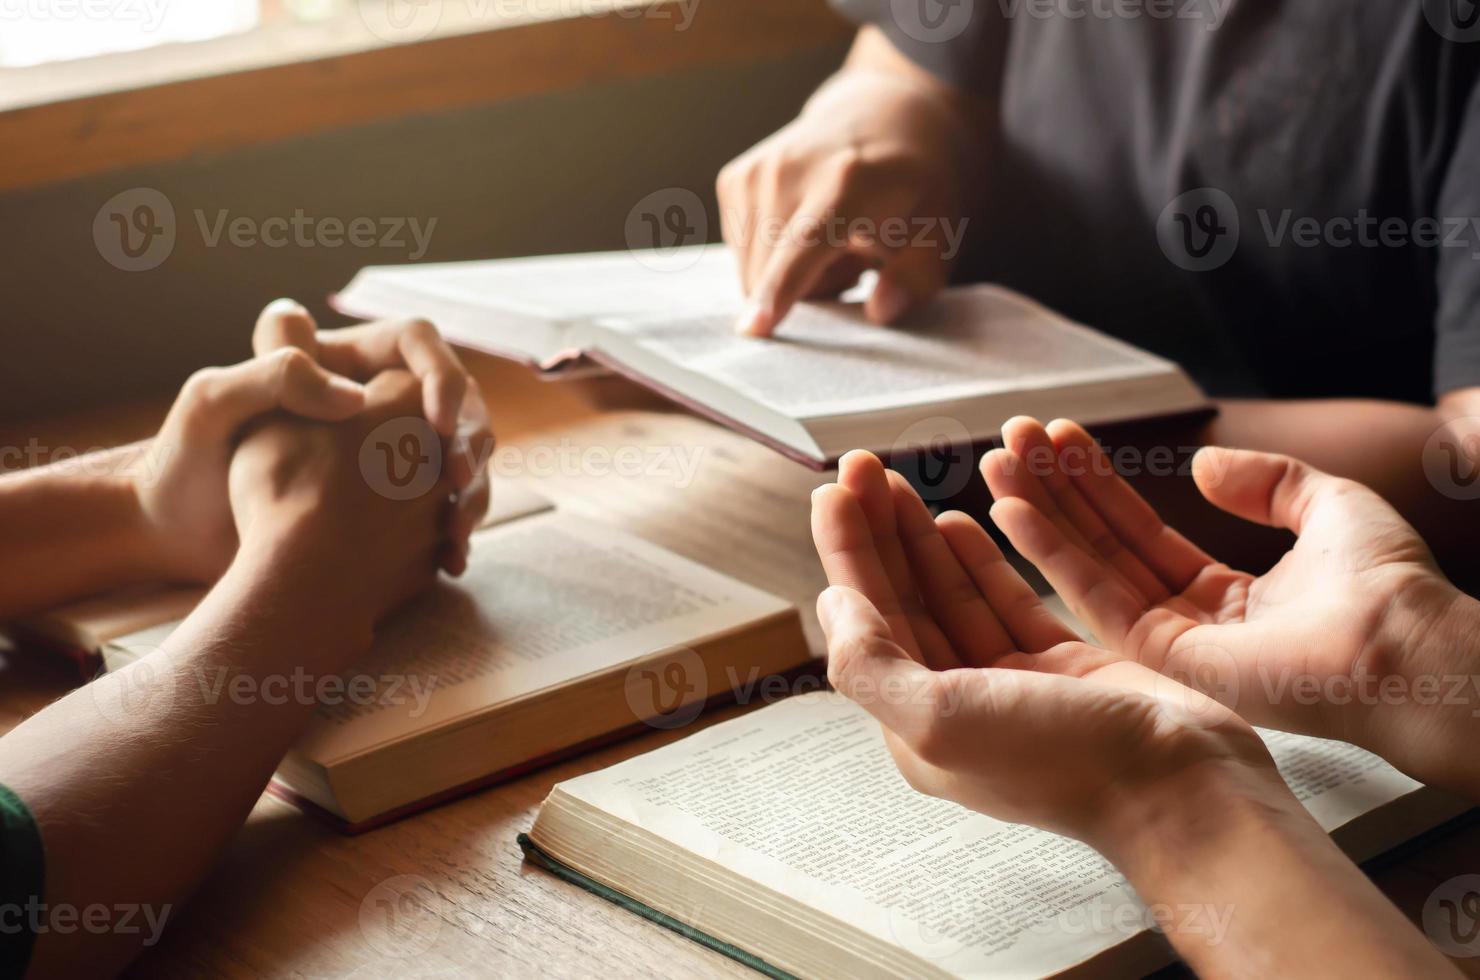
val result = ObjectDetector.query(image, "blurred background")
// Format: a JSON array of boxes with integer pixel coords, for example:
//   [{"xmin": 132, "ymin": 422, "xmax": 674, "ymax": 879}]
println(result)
[{"xmin": 0, "ymin": 0, "xmax": 850, "ymax": 417}]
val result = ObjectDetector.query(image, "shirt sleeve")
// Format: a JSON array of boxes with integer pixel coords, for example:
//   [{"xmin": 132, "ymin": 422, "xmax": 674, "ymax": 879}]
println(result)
[
  {"xmin": 828, "ymin": 0, "xmax": 1002, "ymax": 92},
  {"xmin": 1433, "ymin": 78, "xmax": 1480, "ymax": 396},
  {"xmin": 0, "ymin": 785, "xmax": 44, "ymax": 978}
]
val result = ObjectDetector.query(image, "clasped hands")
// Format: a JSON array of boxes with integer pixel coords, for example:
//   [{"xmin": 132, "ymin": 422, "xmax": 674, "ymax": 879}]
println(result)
[
  {"xmin": 125, "ymin": 300, "xmax": 494, "ymax": 638},
  {"xmin": 812, "ymin": 415, "xmax": 1480, "ymax": 851}
]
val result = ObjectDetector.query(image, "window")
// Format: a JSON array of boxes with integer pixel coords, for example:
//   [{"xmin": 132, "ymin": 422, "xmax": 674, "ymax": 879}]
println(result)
[{"xmin": 0, "ymin": 0, "xmax": 281, "ymax": 68}]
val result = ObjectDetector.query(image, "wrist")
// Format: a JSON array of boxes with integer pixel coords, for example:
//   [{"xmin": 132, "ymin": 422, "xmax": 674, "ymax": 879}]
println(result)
[
  {"xmin": 1087, "ymin": 755, "xmax": 1304, "ymax": 882},
  {"xmin": 231, "ymin": 516, "xmax": 377, "ymax": 655},
  {"xmin": 1361, "ymin": 583, "xmax": 1480, "ymax": 796}
]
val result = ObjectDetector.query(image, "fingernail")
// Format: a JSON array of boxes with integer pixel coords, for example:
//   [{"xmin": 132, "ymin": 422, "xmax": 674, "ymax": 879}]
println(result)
[
  {"xmin": 734, "ymin": 301, "xmax": 769, "ymax": 337},
  {"xmin": 266, "ymin": 297, "xmax": 308, "ymax": 316},
  {"xmin": 869, "ymin": 277, "xmax": 910, "ymax": 324}
]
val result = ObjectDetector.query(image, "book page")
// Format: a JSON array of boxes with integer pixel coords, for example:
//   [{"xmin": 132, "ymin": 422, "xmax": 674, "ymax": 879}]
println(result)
[
  {"xmin": 596, "ymin": 286, "xmax": 1173, "ymax": 420},
  {"xmin": 338, "ymin": 246, "xmax": 743, "ymax": 359},
  {"xmin": 558, "ymin": 692, "xmax": 1427, "ymax": 978},
  {"xmin": 290, "ymin": 511, "xmax": 790, "ymax": 761}
]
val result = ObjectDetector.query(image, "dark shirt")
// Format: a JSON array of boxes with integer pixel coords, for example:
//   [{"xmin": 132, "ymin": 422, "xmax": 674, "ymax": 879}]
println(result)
[{"xmin": 834, "ymin": 0, "xmax": 1480, "ymax": 402}]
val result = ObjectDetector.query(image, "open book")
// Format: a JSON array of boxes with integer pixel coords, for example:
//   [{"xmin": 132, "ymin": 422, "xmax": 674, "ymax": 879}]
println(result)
[
  {"xmin": 524, "ymin": 692, "xmax": 1469, "ymax": 979},
  {"xmin": 100, "ymin": 509, "xmax": 809, "ymax": 832},
  {"xmin": 335, "ymin": 248, "xmax": 1211, "ymax": 469},
  {"xmin": 11, "ymin": 479, "xmax": 555, "ymax": 679}
]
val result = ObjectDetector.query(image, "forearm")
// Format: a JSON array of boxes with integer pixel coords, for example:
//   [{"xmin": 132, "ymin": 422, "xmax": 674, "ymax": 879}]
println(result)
[
  {"xmin": 0, "ymin": 537, "xmax": 372, "ymax": 976},
  {"xmin": 0, "ymin": 445, "xmax": 164, "ymax": 620},
  {"xmin": 1094, "ymin": 762, "xmax": 1457, "ymax": 978},
  {"xmin": 814, "ymin": 26, "xmax": 982, "ymax": 164}
]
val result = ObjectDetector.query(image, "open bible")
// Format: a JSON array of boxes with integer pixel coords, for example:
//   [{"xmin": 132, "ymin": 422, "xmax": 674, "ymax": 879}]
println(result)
[
  {"xmin": 98, "ymin": 509, "xmax": 809, "ymax": 831},
  {"xmin": 524, "ymin": 692, "xmax": 1469, "ymax": 979},
  {"xmin": 335, "ymin": 248, "xmax": 1211, "ymax": 469}
]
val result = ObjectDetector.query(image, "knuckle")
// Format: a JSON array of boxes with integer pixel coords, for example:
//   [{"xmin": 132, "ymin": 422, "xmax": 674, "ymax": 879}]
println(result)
[
  {"xmin": 181, "ymin": 366, "xmax": 224, "ymax": 407},
  {"xmin": 270, "ymin": 347, "xmax": 314, "ymax": 390},
  {"xmin": 405, "ymin": 317, "xmax": 440, "ymax": 345}
]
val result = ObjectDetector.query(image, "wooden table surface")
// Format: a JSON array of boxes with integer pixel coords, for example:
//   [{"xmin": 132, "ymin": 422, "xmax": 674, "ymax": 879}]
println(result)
[{"xmin": 2, "ymin": 353, "xmax": 1479, "ymax": 979}]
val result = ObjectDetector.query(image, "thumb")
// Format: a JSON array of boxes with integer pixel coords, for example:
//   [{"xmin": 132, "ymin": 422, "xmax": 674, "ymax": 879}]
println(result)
[
  {"xmin": 817, "ymin": 586, "xmax": 914, "ymax": 685},
  {"xmin": 866, "ymin": 246, "xmax": 949, "ymax": 325},
  {"xmin": 253, "ymin": 298, "xmax": 320, "ymax": 358},
  {"xmin": 1192, "ymin": 447, "xmax": 1333, "ymax": 533}
]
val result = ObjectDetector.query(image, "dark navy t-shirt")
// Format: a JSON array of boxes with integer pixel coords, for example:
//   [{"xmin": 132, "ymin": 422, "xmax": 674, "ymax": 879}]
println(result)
[{"xmin": 834, "ymin": 0, "xmax": 1480, "ymax": 402}]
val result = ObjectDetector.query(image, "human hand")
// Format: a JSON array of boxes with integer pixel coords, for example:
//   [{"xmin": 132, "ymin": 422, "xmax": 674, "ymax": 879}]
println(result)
[
  {"xmin": 226, "ymin": 370, "xmax": 453, "ymax": 641},
  {"xmin": 982, "ymin": 416, "xmax": 1480, "ymax": 797},
  {"xmin": 132, "ymin": 302, "xmax": 490, "ymax": 588},
  {"xmin": 811, "ymin": 450, "xmax": 1280, "ymax": 845},
  {"xmin": 718, "ymin": 62, "xmax": 970, "ymax": 337},
  {"xmin": 251, "ymin": 300, "xmax": 493, "ymax": 575}
]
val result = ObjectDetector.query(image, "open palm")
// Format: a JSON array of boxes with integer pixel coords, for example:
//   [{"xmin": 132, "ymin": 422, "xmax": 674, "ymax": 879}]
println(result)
[
  {"xmin": 809, "ymin": 450, "xmax": 1269, "ymax": 839},
  {"xmin": 982, "ymin": 416, "xmax": 1463, "ymax": 755}
]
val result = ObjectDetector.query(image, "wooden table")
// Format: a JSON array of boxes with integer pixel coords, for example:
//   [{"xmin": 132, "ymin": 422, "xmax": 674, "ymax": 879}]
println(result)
[{"xmin": 2, "ymin": 354, "xmax": 1479, "ymax": 978}]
